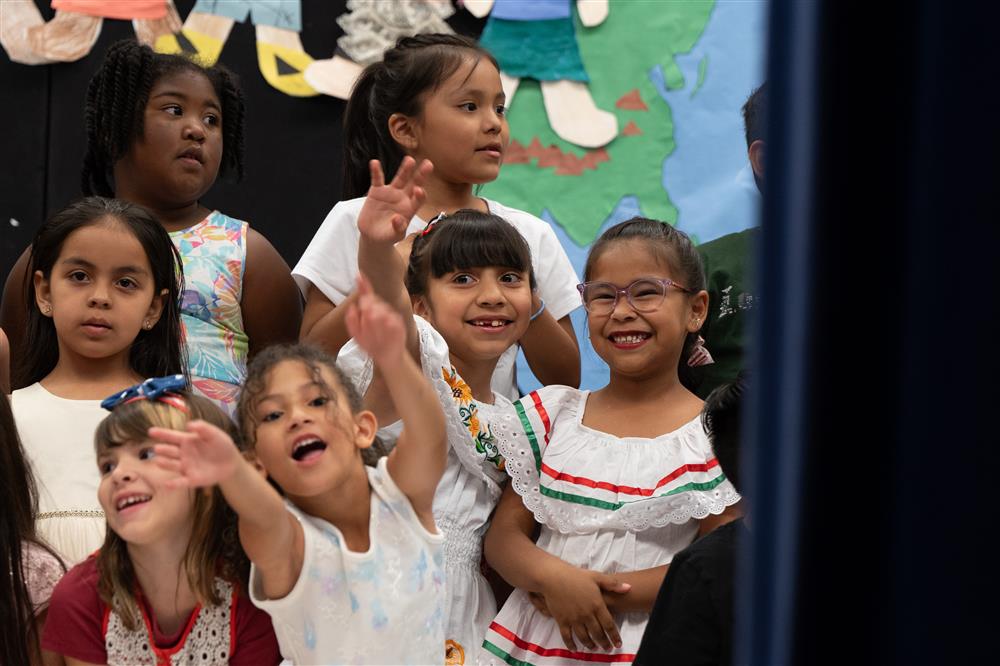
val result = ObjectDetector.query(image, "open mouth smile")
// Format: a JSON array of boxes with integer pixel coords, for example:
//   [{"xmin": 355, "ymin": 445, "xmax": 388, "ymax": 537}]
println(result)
[
  {"xmin": 116, "ymin": 494, "xmax": 151, "ymax": 513},
  {"xmin": 609, "ymin": 332, "xmax": 652, "ymax": 348},
  {"xmin": 291, "ymin": 435, "xmax": 328, "ymax": 464},
  {"xmin": 467, "ymin": 317, "xmax": 513, "ymax": 332}
]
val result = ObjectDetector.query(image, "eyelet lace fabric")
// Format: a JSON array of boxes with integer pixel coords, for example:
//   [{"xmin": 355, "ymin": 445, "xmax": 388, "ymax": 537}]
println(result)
[
  {"xmin": 495, "ymin": 386, "xmax": 741, "ymax": 535},
  {"xmin": 337, "ymin": 0, "xmax": 455, "ymax": 65},
  {"xmin": 104, "ymin": 578, "xmax": 233, "ymax": 665}
]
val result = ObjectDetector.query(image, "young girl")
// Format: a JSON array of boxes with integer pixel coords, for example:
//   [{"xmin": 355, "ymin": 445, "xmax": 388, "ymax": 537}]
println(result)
[
  {"xmin": 42, "ymin": 385, "xmax": 281, "ymax": 664},
  {"xmin": 149, "ymin": 285, "xmax": 449, "ymax": 665},
  {"xmin": 1, "ymin": 38, "xmax": 302, "ymax": 414},
  {"xmin": 294, "ymin": 33, "xmax": 582, "ymax": 399},
  {"xmin": 10, "ymin": 196, "xmax": 185, "ymax": 566},
  {"xmin": 479, "ymin": 218, "xmax": 743, "ymax": 666},
  {"xmin": 337, "ymin": 158, "xmax": 535, "ymax": 662},
  {"xmin": 1, "ymin": 392, "xmax": 64, "ymax": 666}
]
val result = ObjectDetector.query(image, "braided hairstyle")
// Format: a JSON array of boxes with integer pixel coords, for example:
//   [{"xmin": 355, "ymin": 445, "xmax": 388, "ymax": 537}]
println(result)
[
  {"xmin": 342, "ymin": 33, "xmax": 500, "ymax": 199},
  {"xmin": 81, "ymin": 39, "xmax": 245, "ymax": 197}
]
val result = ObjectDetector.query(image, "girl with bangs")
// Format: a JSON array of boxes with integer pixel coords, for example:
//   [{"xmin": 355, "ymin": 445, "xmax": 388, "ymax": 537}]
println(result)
[
  {"xmin": 42, "ymin": 385, "xmax": 280, "ymax": 665},
  {"xmin": 335, "ymin": 158, "xmax": 537, "ymax": 662}
]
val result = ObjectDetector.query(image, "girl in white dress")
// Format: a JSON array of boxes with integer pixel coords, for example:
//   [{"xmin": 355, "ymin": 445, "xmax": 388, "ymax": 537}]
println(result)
[
  {"xmin": 339, "ymin": 158, "xmax": 536, "ymax": 663},
  {"xmin": 480, "ymin": 218, "xmax": 743, "ymax": 666},
  {"xmin": 10, "ymin": 196, "xmax": 185, "ymax": 566}
]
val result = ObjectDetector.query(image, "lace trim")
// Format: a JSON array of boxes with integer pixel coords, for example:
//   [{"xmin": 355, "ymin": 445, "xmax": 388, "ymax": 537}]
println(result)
[
  {"xmin": 38, "ymin": 509, "xmax": 104, "ymax": 519},
  {"xmin": 495, "ymin": 411, "xmax": 741, "ymax": 534},
  {"xmin": 105, "ymin": 578, "xmax": 234, "ymax": 665}
]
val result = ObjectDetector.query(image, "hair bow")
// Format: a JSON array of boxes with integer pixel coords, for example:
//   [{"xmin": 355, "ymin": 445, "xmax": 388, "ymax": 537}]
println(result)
[{"xmin": 101, "ymin": 374, "xmax": 189, "ymax": 412}]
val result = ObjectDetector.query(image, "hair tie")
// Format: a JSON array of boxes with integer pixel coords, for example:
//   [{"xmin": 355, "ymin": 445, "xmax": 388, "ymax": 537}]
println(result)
[
  {"xmin": 101, "ymin": 374, "xmax": 189, "ymax": 413},
  {"xmin": 421, "ymin": 212, "xmax": 447, "ymax": 236},
  {"xmin": 687, "ymin": 335, "xmax": 715, "ymax": 368}
]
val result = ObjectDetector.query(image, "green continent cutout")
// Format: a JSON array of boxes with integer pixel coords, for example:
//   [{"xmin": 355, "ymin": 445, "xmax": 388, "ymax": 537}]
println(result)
[{"xmin": 481, "ymin": 0, "xmax": 714, "ymax": 246}]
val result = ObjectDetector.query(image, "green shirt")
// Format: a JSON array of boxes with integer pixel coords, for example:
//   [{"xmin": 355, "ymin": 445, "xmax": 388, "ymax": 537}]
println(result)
[{"xmin": 694, "ymin": 227, "xmax": 758, "ymax": 398}]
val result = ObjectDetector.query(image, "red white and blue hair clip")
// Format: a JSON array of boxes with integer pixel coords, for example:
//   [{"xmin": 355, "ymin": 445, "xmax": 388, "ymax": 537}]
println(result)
[{"xmin": 101, "ymin": 374, "xmax": 189, "ymax": 413}]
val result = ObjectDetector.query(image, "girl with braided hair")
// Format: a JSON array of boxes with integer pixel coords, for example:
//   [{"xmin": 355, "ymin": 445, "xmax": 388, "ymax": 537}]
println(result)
[{"xmin": 1, "ymin": 39, "xmax": 302, "ymax": 418}]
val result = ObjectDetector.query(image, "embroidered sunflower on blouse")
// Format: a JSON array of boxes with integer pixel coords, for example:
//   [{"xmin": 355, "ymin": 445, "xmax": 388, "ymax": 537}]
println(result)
[{"xmin": 442, "ymin": 367, "xmax": 505, "ymax": 470}]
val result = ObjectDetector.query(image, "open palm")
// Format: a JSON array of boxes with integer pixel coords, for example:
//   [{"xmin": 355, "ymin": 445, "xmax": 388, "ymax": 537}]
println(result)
[
  {"xmin": 150, "ymin": 420, "xmax": 241, "ymax": 490},
  {"xmin": 357, "ymin": 157, "xmax": 433, "ymax": 244}
]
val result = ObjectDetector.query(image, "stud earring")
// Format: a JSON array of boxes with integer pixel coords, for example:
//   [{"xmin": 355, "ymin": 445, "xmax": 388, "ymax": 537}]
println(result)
[
  {"xmin": 143, "ymin": 320, "xmax": 152, "ymax": 330},
  {"xmin": 41, "ymin": 304, "xmax": 51, "ymax": 315}
]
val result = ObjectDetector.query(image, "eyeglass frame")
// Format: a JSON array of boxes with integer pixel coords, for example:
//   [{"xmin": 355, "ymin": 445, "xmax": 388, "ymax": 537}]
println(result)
[{"xmin": 576, "ymin": 276, "xmax": 693, "ymax": 314}]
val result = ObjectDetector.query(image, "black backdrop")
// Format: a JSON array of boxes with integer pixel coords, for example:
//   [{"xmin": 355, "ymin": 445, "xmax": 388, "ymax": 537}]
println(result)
[{"xmin": 0, "ymin": 0, "xmax": 486, "ymax": 280}]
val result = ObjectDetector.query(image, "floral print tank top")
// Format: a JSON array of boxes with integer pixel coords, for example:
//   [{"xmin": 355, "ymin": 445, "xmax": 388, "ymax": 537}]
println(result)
[{"xmin": 170, "ymin": 212, "xmax": 249, "ymax": 415}]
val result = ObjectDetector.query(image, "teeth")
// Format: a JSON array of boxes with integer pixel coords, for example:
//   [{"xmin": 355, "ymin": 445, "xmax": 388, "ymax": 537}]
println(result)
[
  {"xmin": 613, "ymin": 334, "xmax": 648, "ymax": 344},
  {"xmin": 117, "ymin": 495, "xmax": 150, "ymax": 510},
  {"xmin": 473, "ymin": 320, "xmax": 506, "ymax": 327},
  {"xmin": 293, "ymin": 438, "xmax": 321, "ymax": 452}
]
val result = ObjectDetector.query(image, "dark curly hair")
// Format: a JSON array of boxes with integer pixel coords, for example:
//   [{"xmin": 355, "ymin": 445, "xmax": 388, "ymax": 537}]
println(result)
[
  {"xmin": 237, "ymin": 344, "xmax": 386, "ymax": 468},
  {"xmin": 81, "ymin": 39, "xmax": 245, "ymax": 197},
  {"xmin": 342, "ymin": 33, "xmax": 500, "ymax": 198}
]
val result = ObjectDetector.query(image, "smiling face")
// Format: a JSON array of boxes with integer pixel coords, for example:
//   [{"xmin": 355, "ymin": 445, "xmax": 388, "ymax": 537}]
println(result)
[
  {"xmin": 585, "ymin": 240, "xmax": 708, "ymax": 380},
  {"xmin": 251, "ymin": 360, "xmax": 376, "ymax": 501},
  {"xmin": 34, "ymin": 220, "xmax": 165, "ymax": 371},
  {"xmin": 97, "ymin": 440, "xmax": 194, "ymax": 546},
  {"xmin": 413, "ymin": 265, "xmax": 532, "ymax": 372},
  {"xmin": 400, "ymin": 56, "xmax": 510, "ymax": 187},
  {"xmin": 115, "ymin": 69, "xmax": 223, "ymax": 210}
]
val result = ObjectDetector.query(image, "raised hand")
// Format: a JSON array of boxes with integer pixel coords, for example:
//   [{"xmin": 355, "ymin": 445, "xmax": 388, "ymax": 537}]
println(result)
[
  {"xmin": 357, "ymin": 157, "xmax": 433, "ymax": 245},
  {"xmin": 345, "ymin": 274, "xmax": 408, "ymax": 367},
  {"xmin": 150, "ymin": 420, "xmax": 243, "ymax": 490},
  {"xmin": 539, "ymin": 565, "xmax": 630, "ymax": 652}
]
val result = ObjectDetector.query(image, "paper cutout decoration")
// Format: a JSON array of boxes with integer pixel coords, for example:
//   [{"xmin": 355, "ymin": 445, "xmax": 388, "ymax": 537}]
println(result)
[
  {"xmin": 474, "ymin": 0, "xmax": 617, "ymax": 149},
  {"xmin": 1, "ymin": 0, "xmax": 183, "ymax": 65},
  {"xmin": 305, "ymin": 0, "xmax": 455, "ymax": 100},
  {"xmin": 155, "ymin": 0, "xmax": 318, "ymax": 97},
  {"xmin": 480, "ymin": 0, "xmax": 716, "ymax": 247}
]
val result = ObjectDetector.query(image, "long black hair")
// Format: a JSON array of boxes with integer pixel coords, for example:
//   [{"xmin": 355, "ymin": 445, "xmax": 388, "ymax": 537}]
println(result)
[
  {"xmin": 81, "ymin": 39, "xmax": 245, "ymax": 197},
  {"xmin": 0, "ymin": 393, "xmax": 64, "ymax": 665},
  {"xmin": 405, "ymin": 209, "xmax": 536, "ymax": 298},
  {"xmin": 16, "ymin": 197, "xmax": 186, "ymax": 387},
  {"xmin": 342, "ymin": 33, "xmax": 500, "ymax": 199}
]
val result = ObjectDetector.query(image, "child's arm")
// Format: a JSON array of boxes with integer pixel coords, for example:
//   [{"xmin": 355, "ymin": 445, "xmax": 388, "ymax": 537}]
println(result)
[
  {"xmin": 485, "ymin": 484, "xmax": 630, "ymax": 652},
  {"xmin": 354, "ymin": 157, "xmax": 433, "ymax": 423},
  {"xmin": 151, "ymin": 422, "xmax": 305, "ymax": 600},
  {"xmin": 356, "ymin": 158, "xmax": 432, "ymax": 350},
  {"xmin": 344, "ymin": 280, "xmax": 446, "ymax": 531},
  {"xmin": 587, "ymin": 502, "xmax": 744, "ymax": 614},
  {"xmin": 242, "ymin": 229, "xmax": 303, "ymax": 357},
  {"xmin": 519, "ymin": 299, "xmax": 581, "ymax": 388},
  {"xmin": 300, "ymin": 288, "xmax": 357, "ymax": 356}
]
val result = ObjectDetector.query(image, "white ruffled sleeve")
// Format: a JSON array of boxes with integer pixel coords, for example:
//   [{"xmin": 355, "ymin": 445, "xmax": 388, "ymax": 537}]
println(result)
[
  {"xmin": 496, "ymin": 386, "xmax": 741, "ymax": 534},
  {"xmin": 337, "ymin": 316, "xmax": 510, "ymax": 497}
]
